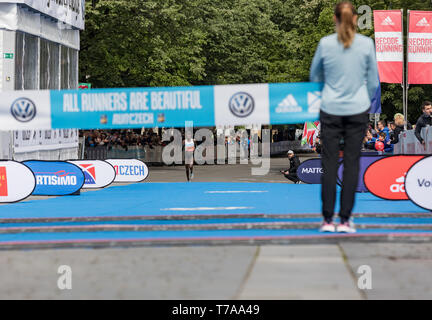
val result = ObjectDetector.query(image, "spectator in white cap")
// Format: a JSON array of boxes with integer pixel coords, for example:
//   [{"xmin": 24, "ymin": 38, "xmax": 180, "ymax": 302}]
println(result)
[{"xmin": 280, "ymin": 150, "xmax": 301, "ymax": 184}]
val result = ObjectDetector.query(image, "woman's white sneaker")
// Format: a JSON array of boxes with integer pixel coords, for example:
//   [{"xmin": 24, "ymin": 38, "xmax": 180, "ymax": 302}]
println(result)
[
  {"xmin": 319, "ymin": 222, "xmax": 336, "ymax": 232},
  {"xmin": 336, "ymin": 222, "xmax": 356, "ymax": 233}
]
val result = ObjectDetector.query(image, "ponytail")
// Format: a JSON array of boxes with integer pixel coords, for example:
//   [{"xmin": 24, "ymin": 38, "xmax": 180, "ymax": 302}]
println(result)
[{"xmin": 335, "ymin": 2, "xmax": 357, "ymax": 49}]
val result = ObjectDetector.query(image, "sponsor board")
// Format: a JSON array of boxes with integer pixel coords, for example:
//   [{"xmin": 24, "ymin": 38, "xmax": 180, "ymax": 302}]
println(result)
[
  {"xmin": 364, "ymin": 155, "xmax": 424, "ymax": 200},
  {"xmin": 297, "ymin": 158, "xmax": 323, "ymax": 184},
  {"xmin": 0, "ymin": 161, "xmax": 35, "ymax": 203},
  {"xmin": 214, "ymin": 84, "xmax": 270, "ymax": 126},
  {"xmin": 0, "ymin": 82, "xmax": 327, "ymax": 129},
  {"xmin": 337, "ymin": 156, "xmax": 383, "ymax": 192},
  {"xmin": 408, "ymin": 11, "xmax": 432, "ymax": 84},
  {"xmin": 68, "ymin": 160, "xmax": 116, "ymax": 189},
  {"xmin": 52, "ymin": 86, "xmax": 215, "ymax": 129},
  {"xmin": 269, "ymin": 82, "xmax": 322, "ymax": 124},
  {"xmin": 0, "ymin": 91, "xmax": 51, "ymax": 130},
  {"xmin": 105, "ymin": 159, "xmax": 149, "ymax": 183},
  {"xmin": 373, "ymin": 10, "xmax": 403, "ymax": 83},
  {"xmin": 23, "ymin": 160, "xmax": 84, "ymax": 196},
  {"xmin": 405, "ymin": 156, "xmax": 432, "ymax": 210}
]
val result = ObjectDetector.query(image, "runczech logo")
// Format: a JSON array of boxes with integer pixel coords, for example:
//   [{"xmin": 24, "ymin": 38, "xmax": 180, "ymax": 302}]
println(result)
[
  {"xmin": 10, "ymin": 98, "xmax": 36, "ymax": 122},
  {"xmin": 229, "ymin": 92, "xmax": 254, "ymax": 118}
]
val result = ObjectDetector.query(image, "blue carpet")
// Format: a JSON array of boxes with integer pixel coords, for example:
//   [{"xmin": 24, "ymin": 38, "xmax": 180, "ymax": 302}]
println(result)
[
  {"xmin": 1, "ymin": 217, "xmax": 432, "ymax": 228},
  {"xmin": 0, "ymin": 182, "xmax": 427, "ymax": 219},
  {"xmin": 0, "ymin": 182, "xmax": 429, "ymax": 245},
  {"xmin": 0, "ymin": 228, "xmax": 432, "ymax": 244}
]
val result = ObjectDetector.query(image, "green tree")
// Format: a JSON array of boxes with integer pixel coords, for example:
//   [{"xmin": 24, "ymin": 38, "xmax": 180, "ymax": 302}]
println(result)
[{"xmin": 80, "ymin": 0, "xmax": 432, "ymax": 124}]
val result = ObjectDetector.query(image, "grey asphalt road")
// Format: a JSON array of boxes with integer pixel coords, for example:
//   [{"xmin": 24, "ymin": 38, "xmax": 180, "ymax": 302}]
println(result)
[{"xmin": 1, "ymin": 156, "xmax": 432, "ymax": 299}]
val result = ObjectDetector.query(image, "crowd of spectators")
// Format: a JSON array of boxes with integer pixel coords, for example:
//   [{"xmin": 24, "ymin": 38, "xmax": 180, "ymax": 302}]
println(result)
[
  {"xmin": 362, "ymin": 113, "xmax": 412, "ymax": 153},
  {"xmin": 80, "ymin": 129, "xmax": 164, "ymax": 150},
  {"xmin": 81, "ymin": 128, "xmax": 263, "ymax": 151},
  {"xmin": 310, "ymin": 111, "xmax": 417, "ymax": 155}
]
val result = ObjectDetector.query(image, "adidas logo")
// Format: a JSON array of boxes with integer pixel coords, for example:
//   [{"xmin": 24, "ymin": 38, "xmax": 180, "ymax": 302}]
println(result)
[
  {"xmin": 395, "ymin": 175, "xmax": 405, "ymax": 183},
  {"xmin": 390, "ymin": 175, "xmax": 406, "ymax": 193},
  {"xmin": 381, "ymin": 16, "xmax": 395, "ymax": 26},
  {"xmin": 276, "ymin": 94, "xmax": 302, "ymax": 113},
  {"xmin": 416, "ymin": 17, "xmax": 430, "ymax": 27}
]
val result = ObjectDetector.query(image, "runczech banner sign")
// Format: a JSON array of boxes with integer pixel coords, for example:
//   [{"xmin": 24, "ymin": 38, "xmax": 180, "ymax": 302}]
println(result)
[{"xmin": 0, "ymin": 82, "xmax": 323, "ymax": 130}]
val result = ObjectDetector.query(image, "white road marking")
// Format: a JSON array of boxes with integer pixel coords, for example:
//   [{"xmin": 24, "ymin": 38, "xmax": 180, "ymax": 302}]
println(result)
[
  {"xmin": 205, "ymin": 191, "xmax": 268, "ymax": 193},
  {"xmin": 160, "ymin": 207, "xmax": 254, "ymax": 211}
]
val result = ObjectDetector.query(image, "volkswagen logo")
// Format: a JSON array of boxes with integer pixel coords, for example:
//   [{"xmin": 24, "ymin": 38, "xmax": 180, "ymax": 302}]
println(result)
[
  {"xmin": 10, "ymin": 98, "xmax": 36, "ymax": 122},
  {"xmin": 229, "ymin": 92, "xmax": 254, "ymax": 118}
]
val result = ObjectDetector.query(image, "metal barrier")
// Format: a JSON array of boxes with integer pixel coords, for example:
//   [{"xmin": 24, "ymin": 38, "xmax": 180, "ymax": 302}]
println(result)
[
  {"xmin": 394, "ymin": 128, "xmax": 432, "ymax": 155},
  {"xmin": 85, "ymin": 145, "xmax": 108, "ymax": 160},
  {"xmin": 270, "ymin": 140, "xmax": 312, "ymax": 155},
  {"xmin": 83, "ymin": 142, "xmax": 282, "ymax": 163}
]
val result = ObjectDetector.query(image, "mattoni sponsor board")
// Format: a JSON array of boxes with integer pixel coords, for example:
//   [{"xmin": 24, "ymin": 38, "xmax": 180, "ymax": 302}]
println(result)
[
  {"xmin": 297, "ymin": 158, "xmax": 323, "ymax": 184},
  {"xmin": 337, "ymin": 156, "xmax": 383, "ymax": 192},
  {"xmin": 0, "ymin": 161, "xmax": 35, "ymax": 203},
  {"xmin": 405, "ymin": 156, "xmax": 432, "ymax": 210},
  {"xmin": 364, "ymin": 155, "xmax": 424, "ymax": 200},
  {"xmin": 105, "ymin": 159, "xmax": 149, "ymax": 183},
  {"xmin": 23, "ymin": 160, "xmax": 84, "ymax": 195},
  {"xmin": 68, "ymin": 160, "xmax": 116, "ymax": 189}
]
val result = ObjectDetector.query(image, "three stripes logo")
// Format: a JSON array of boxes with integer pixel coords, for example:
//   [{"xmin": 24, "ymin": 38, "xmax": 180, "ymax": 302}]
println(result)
[
  {"xmin": 381, "ymin": 16, "xmax": 395, "ymax": 26},
  {"xmin": 276, "ymin": 94, "xmax": 302, "ymax": 113},
  {"xmin": 416, "ymin": 17, "xmax": 430, "ymax": 27}
]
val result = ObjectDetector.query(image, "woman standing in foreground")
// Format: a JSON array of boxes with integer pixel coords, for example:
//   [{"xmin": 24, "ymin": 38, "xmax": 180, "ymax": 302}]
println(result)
[{"xmin": 310, "ymin": 1, "xmax": 379, "ymax": 233}]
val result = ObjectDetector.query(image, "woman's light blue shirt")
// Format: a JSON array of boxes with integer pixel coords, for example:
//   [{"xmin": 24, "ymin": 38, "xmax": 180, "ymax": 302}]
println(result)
[{"xmin": 310, "ymin": 33, "xmax": 379, "ymax": 116}]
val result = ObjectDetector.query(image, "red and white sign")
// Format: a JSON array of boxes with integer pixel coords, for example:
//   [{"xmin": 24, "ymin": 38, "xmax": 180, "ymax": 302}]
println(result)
[
  {"xmin": 0, "ymin": 161, "xmax": 35, "ymax": 203},
  {"xmin": 68, "ymin": 160, "xmax": 116, "ymax": 189},
  {"xmin": 374, "ymin": 10, "xmax": 403, "ymax": 83},
  {"xmin": 408, "ymin": 11, "xmax": 432, "ymax": 84},
  {"xmin": 105, "ymin": 159, "xmax": 149, "ymax": 183},
  {"xmin": 364, "ymin": 155, "xmax": 424, "ymax": 200}
]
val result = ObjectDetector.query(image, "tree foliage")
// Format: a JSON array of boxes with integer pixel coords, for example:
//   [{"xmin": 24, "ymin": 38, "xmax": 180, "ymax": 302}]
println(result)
[{"xmin": 80, "ymin": 0, "xmax": 432, "ymax": 123}]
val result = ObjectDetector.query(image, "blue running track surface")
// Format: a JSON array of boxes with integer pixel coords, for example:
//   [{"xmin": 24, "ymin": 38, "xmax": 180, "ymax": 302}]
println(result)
[
  {"xmin": 0, "ymin": 182, "xmax": 430, "ymax": 247},
  {"xmin": 0, "ymin": 182, "xmax": 427, "ymax": 219}
]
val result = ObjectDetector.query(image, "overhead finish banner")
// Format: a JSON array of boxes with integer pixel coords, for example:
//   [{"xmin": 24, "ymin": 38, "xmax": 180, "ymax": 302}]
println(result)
[
  {"xmin": 408, "ymin": 11, "xmax": 432, "ymax": 84},
  {"xmin": 0, "ymin": 82, "xmax": 323, "ymax": 129},
  {"xmin": 373, "ymin": 10, "xmax": 403, "ymax": 83},
  {"xmin": 0, "ymin": 0, "xmax": 85, "ymax": 30}
]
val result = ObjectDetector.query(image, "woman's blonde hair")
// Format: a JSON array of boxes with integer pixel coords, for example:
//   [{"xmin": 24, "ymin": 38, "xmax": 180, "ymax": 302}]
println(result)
[
  {"xmin": 394, "ymin": 113, "xmax": 404, "ymax": 121},
  {"xmin": 335, "ymin": 2, "xmax": 357, "ymax": 49},
  {"xmin": 394, "ymin": 113, "xmax": 405, "ymax": 126}
]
